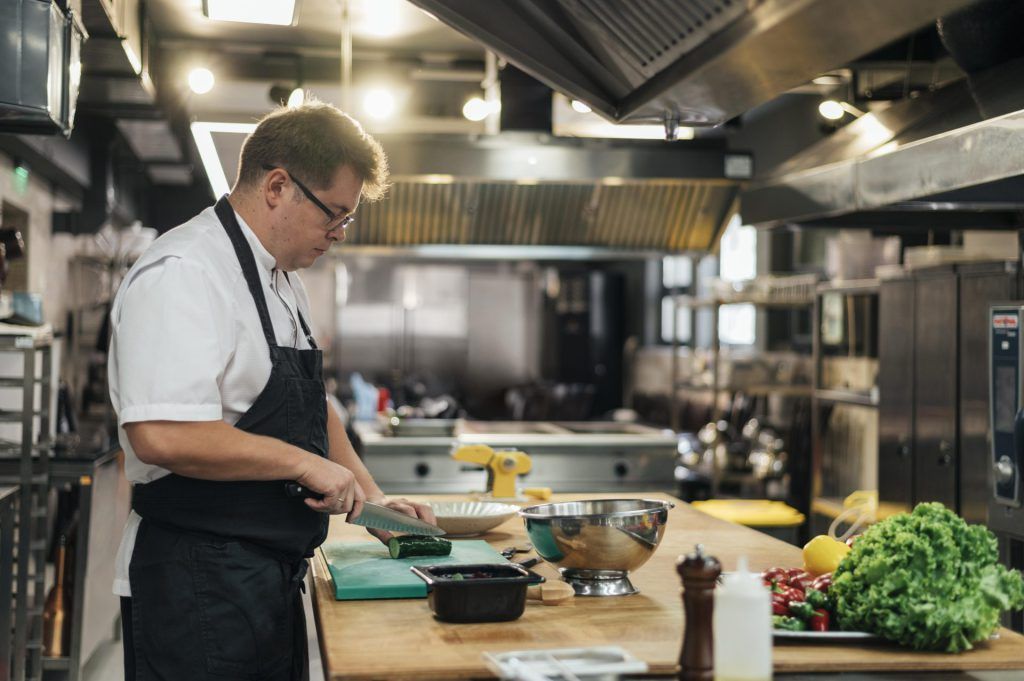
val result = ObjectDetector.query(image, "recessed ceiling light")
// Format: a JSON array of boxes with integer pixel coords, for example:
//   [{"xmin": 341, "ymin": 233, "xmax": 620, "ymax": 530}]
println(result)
[
  {"xmin": 812, "ymin": 74, "xmax": 845, "ymax": 87},
  {"xmin": 570, "ymin": 100, "xmax": 592, "ymax": 114},
  {"xmin": 818, "ymin": 100, "xmax": 845, "ymax": 121},
  {"xmin": 188, "ymin": 67, "xmax": 215, "ymax": 95},
  {"xmin": 287, "ymin": 88, "xmax": 305, "ymax": 108},
  {"xmin": 462, "ymin": 97, "xmax": 490, "ymax": 122},
  {"xmin": 356, "ymin": 0, "xmax": 402, "ymax": 36},
  {"xmin": 363, "ymin": 88, "xmax": 396, "ymax": 119},
  {"xmin": 203, "ymin": 0, "xmax": 296, "ymax": 26}
]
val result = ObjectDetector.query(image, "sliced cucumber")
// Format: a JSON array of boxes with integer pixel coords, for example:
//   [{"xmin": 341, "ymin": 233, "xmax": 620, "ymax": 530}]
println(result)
[{"xmin": 388, "ymin": 535, "xmax": 452, "ymax": 559}]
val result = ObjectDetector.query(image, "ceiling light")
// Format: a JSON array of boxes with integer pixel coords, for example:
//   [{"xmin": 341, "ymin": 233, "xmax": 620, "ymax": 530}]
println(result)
[
  {"xmin": 818, "ymin": 100, "xmax": 845, "ymax": 121},
  {"xmin": 191, "ymin": 121, "xmax": 257, "ymax": 196},
  {"xmin": 812, "ymin": 74, "xmax": 846, "ymax": 87},
  {"xmin": 287, "ymin": 88, "xmax": 305, "ymax": 108},
  {"xmin": 462, "ymin": 97, "xmax": 490, "ymax": 122},
  {"xmin": 363, "ymin": 88, "xmax": 396, "ymax": 119},
  {"xmin": 203, "ymin": 0, "xmax": 296, "ymax": 25},
  {"xmin": 570, "ymin": 100, "xmax": 592, "ymax": 114},
  {"xmin": 356, "ymin": 0, "xmax": 402, "ymax": 37},
  {"xmin": 188, "ymin": 67, "xmax": 215, "ymax": 95}
]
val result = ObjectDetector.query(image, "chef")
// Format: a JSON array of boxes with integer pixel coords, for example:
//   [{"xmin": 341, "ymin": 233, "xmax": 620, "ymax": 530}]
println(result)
[{"xmin": 108, "ymin": 101, "xmax": 435, "ymax": 680}]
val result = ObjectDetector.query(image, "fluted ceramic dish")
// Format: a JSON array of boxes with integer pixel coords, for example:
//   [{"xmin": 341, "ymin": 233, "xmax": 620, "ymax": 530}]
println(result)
[
  {"xmin": 429, "ymin": 501, "xmax": 520, "ymax": 537},
  {"xmin": 519, "ymin": 499, "xmax": 673, "ymax": 596}
]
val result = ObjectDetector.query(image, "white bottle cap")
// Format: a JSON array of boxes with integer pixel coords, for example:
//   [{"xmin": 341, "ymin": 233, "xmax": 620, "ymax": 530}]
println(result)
[{"xmin": 720, "ymin": 555, "xmax": 764, "ymax": 594}]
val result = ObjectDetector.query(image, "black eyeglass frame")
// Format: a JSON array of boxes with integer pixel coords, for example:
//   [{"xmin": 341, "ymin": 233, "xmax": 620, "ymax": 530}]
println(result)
[{"xmin": 261, "ymin": 164, "xmax": 354, "ymax": 231}]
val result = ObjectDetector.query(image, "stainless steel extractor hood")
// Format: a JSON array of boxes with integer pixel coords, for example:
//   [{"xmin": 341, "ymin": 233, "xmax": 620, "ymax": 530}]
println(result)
[
  {"xmin": 407, "ymin": 0, "xmax": 973, "ymax": 128},
  {"xmin": 741, "ymin": 55, "xmax": 1024, "ymax": 229},
  {"xmin": 201, "ymin": 129, "xmax": 747, "ymax": 251}
]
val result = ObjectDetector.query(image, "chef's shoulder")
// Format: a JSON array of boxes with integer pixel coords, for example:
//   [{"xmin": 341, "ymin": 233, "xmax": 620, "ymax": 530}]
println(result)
[
  {"xmin": 121, "ymin": 207, "xmax": 241, "ymax": 291},
  {"xmin": 115, "ymin": 207, "xmax": 242, "ymax": 313}
]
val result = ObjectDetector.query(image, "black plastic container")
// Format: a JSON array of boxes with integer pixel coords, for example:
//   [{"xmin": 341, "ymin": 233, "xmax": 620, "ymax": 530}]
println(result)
[{"xmin": 410, "ymin": 563, "xmax": 544, "ymax": 623}]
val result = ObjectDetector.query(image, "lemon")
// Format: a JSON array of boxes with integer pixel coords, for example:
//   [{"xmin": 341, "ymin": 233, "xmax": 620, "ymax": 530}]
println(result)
[{"xmin": 802, "ymin": 535, "xmax": 851, "ymax": 576}]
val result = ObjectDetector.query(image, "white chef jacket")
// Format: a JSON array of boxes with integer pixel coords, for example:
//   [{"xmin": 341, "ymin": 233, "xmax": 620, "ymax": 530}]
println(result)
[{"xmin": 108, "ymin": 204, "xmax": 317, "ymax": 597}]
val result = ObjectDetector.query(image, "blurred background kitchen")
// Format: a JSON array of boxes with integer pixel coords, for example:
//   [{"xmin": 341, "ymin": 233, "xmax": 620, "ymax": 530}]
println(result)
[{"xmin": 4, "ymin": 0, "xmax": 1024, "ymax": 678}]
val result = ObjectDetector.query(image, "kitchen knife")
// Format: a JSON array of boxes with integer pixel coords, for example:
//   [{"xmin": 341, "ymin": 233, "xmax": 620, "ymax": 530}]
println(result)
[{"xmin": 285, "ymin": 483, "xmax": 445, "ymax": 536}]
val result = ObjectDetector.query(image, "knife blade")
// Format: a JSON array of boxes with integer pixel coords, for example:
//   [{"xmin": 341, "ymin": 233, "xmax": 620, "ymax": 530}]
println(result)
[
  {"xmin": 349, "ymin": 502, "xmax": 446, "ymax": 536},
  {"xmin": 285, "ymin": 483, "xmax": 444, "ymax": 536}
]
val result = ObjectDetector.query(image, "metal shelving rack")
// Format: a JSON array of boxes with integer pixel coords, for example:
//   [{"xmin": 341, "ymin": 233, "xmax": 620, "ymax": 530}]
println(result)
[
  {"xmin": 810, "ymin": 279, "xmax": 880, "ymax": 529},
  {"xmin": 0, "ymin": 331, "xmax": 55, "ymax": 681},
  {"xmin": 669, "ymin": 290, "xmax": 814, "ymax": 431}
]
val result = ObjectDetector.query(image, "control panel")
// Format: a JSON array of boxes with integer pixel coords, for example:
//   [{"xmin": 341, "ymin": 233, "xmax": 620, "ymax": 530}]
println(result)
[{"xmin": 990, "ymin": 304, "xmax": 1023, "ymax": 506}]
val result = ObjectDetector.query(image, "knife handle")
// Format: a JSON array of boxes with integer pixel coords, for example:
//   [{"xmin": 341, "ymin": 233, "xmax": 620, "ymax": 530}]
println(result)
[{"xmin": 285, "ymin": 482, "xmax": 324, "ymax": 501}]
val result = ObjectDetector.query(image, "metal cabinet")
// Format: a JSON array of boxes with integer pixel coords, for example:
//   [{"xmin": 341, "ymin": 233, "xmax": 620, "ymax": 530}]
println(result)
[
  {"xmin": 878, "ymin": 262, "xmax": 1018, "ymax": 519},
  {"xmin": 913, "ymin": 269, "xmax": 959, "ymax": 510},
  {"xmin": 878, "ymin": 278, "xmax": 914, "ymax": 513}
]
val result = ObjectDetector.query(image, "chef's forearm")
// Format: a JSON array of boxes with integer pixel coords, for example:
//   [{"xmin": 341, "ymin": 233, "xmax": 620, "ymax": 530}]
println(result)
[
  {"xmin": 326, "ymin": 400, "xmax": 383, "ymax": 499},
  {"xmin": 125, "ymin": 419, "xmax": 316, "ymax": 481}
]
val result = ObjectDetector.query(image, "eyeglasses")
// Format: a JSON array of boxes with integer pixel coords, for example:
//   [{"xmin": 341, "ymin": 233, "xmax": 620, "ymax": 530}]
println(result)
[{"xmin": 262, "ymin": 165, "xmax": 354, "ymax": 232}]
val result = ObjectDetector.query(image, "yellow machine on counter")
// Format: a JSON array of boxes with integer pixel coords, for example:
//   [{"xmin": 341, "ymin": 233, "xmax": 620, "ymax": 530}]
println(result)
[{"xmin": 451, "ymin": 444, "xmax": 550, "ymax": 501}]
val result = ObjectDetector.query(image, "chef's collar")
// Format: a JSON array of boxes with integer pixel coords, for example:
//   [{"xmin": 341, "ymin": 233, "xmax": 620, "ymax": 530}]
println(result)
[{"xmin": 233, "ymin": 210, "xmax": 278, "ymax": 273}]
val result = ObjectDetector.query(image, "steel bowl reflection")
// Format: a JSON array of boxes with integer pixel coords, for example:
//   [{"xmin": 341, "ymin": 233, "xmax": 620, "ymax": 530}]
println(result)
[{"xmin": 518, "ymin": 498, "xmax": 674, "ymax": 596}]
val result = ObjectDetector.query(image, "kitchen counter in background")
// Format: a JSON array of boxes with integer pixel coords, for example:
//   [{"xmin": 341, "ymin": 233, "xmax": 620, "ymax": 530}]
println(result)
[
  {"xmin": 353, "ymin": 420, "xmax": 679, "ymax": 494},
  {"xmin": 310, "ymin": 493, "xmax": 1024, "ymax": 680}
]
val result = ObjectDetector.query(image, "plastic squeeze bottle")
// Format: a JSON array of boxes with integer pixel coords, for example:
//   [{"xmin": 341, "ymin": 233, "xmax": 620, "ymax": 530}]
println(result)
[{"xmin": 712, "ymin": 556, "xmax": 772, "ymax": 681}]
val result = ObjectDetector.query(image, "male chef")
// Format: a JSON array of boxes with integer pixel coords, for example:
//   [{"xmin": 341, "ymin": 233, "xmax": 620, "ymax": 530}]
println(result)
[{"xmin": 108, "ymin": 101, "xmax": 434, "ymax": 680}]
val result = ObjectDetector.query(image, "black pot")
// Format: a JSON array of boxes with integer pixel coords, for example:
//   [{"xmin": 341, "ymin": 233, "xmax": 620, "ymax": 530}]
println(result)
[{"xmin": 410, "ymin": 563, "xmax": 544, "ymax": 623}]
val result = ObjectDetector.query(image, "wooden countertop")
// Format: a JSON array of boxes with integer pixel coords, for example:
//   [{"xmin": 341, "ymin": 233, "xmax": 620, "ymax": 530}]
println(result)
[{"xmin": 310, "ymin": 493, "xmax": 1024, "ymax": 680}]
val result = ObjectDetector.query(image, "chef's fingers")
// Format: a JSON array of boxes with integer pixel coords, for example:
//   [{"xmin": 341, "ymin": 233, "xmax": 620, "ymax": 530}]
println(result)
[
  {"xmin": 349, "ymin": 481, "xmax": 367, "ymax": 521},
  {"xmin": 388, "ymin": 498, "xmax": 438, "ymax": 525},
  {"xmin": 413, "ymin": 502, "xmax": 437, "ymax": 525},
  {"xmin": 341, "ymin": 484, "xmax": 355, "ymax": 515},
  {"xmin": 366, "ymin": 527, "xmax": 393, "ymax": 545}
]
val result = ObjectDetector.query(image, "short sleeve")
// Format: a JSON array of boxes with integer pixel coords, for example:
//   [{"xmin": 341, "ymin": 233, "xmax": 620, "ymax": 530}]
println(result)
[{"xmin": 111, "ymin": 256, "xmax": 233, "ymax": 425}]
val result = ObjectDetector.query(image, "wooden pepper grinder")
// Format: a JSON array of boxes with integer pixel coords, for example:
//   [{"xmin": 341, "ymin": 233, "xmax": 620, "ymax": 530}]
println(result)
[{"xmin": 678, "ymin": 544, "xmax": 721, "ymax": 681}]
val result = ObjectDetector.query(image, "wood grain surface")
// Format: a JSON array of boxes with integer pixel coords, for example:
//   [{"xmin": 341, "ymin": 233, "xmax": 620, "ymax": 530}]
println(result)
[{"xmin": 310, "ymin": 493, "xmax": 1024, "ymax": 680}]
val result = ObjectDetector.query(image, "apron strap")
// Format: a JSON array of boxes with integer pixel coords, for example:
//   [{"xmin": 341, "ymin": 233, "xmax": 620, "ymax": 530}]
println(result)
[
  {"xmin": 214, "ymin": 196, "xmax": 279, "ymax": 351},
  {"xmin": 282, "ymin": 271, "xmax": 318, "ymax": 350}
]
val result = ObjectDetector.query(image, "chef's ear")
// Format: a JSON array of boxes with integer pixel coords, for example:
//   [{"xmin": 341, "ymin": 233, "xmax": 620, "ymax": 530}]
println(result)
[{"xmin": 262, "ymin": 168, "xmax": 290, "ymax": 207}]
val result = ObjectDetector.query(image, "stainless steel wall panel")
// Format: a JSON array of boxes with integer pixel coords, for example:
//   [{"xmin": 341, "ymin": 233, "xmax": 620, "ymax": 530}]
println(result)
[
  {"xmin": 913, "ymin": 270, "xmax": 959, "ymax": 510},
  {"xmin": 878, "ymin": 278, "xmax": 915, "ymax": 513}
]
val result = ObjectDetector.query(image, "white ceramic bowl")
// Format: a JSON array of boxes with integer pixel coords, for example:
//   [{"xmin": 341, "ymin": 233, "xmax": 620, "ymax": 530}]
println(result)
[{"xmin": 430, "ymin": 501, "xmax": 520, "ymax": 537}]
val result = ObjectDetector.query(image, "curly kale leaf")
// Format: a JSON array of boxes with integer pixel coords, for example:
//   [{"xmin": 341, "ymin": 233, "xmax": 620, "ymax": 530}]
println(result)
[{"xmin": 831, "ymin": 503, "xmax": 1024, "ymax": 653}]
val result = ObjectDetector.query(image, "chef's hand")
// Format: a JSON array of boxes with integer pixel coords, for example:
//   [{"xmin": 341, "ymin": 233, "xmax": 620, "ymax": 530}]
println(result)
[
  {"xmin": 358, "ymin": 495, "xmax": 439, "ymax": 544},
  {"xmin": 294, "ymin": 455, "xmax": 366, "ymax": 515}
]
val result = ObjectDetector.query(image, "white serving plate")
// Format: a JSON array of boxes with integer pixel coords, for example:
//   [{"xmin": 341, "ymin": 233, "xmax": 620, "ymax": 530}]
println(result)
[
  {"xmin": 429, "ymin": 501, "xmax": 520, "ymax": 537},
  {"xmin": 774, "ymin": 629, "xmax": 878, "ymax": 642}
]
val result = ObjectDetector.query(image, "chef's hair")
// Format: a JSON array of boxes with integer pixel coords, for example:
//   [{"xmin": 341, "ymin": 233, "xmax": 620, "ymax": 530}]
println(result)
[{"xmin": 235, "ymin": 100, "xmax": 390, "ymax": 201}]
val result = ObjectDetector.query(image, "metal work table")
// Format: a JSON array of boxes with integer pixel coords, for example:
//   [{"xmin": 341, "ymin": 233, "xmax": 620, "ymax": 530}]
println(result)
[{"xmin": 354, "ymin": 420, "xmax": 679, "ymax": 494}]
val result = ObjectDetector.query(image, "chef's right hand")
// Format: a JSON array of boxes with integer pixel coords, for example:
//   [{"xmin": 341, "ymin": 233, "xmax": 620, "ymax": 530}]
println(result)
[{"xmin": 295, "ymin": 455, "xmax": 366, "ymax": 515}]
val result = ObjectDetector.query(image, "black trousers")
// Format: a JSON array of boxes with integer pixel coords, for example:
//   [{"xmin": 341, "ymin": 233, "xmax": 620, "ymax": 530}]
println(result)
[{"xmin": 121, "ymin": 522, "xmax": 309, "ymax": 681}]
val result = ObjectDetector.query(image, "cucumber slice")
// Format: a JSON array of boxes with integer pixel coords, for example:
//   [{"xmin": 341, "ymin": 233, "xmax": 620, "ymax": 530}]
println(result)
[{"xmin": 388, "ymin": 535, "xmax": 452, "ymax": 559}]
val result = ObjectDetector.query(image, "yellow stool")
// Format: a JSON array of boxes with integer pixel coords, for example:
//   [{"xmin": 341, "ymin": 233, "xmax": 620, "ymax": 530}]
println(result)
[{"xmin": 692, "ymin": 499, "xmax": 805, "ymax": 545}]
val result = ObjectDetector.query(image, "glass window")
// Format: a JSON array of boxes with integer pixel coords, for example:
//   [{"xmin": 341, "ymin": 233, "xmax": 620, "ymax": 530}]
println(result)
[
  {"xmin": 661, "ymin": 295, "xmax": 692, "ymax": 343},
  {"xmin": 719, "ymin": 215, "xmax": 757, "ymax": 283},
  {"xmin": 717, "ymin": 216, "xmax": 757, "ymax": 345},
  {"xmin": 662, "ymin": 255, "xmax": 693, "ymax": 288}
]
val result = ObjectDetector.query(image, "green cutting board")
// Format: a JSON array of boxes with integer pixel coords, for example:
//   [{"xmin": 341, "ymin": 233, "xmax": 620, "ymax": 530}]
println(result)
[{"xmin": 323, "ymin": 540, "xmax": 508, "ymax": 600}]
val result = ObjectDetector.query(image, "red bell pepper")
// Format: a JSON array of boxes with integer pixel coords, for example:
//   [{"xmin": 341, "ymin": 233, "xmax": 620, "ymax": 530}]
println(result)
[{"xmin": 810, "ymin": 609, "xmax": 830, "ymax": 632}]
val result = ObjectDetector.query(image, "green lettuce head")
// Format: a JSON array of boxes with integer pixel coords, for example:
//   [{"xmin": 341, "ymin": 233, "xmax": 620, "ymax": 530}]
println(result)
[{"xmin": 831, "ymin": 502, "xmax": 1024, "ymax": 653}]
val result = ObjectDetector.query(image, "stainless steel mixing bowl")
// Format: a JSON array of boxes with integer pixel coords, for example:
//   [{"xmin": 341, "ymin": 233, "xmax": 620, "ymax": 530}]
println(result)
[{"xmin": 518, "ymin": 499, "xmax": 674, "ymax": 596}]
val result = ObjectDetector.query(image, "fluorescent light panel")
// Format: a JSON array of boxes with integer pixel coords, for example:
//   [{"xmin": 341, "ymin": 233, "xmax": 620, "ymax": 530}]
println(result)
[
  {"xmin": 190, "ymin": 121, "xmax": 257, "ymax": 197},
  {"xmin": 204, "ymin": 0, "xmax": 296, "ymax": 26}
]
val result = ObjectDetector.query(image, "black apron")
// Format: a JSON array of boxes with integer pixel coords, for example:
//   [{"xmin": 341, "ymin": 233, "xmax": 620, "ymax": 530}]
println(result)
[{"xmin": 125, "ymin": 196, "xmax": 329, "ymax": 681}]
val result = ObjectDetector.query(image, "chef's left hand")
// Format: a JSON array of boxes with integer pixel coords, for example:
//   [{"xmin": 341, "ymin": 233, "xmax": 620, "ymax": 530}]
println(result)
[{"xmin": 359, "ymin": 495, "xmax": 438, "ymax": 544}]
